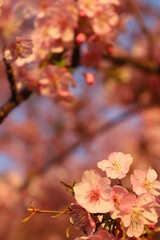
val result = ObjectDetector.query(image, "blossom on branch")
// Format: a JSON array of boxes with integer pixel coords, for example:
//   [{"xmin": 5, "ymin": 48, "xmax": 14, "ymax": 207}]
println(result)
[
  {"xmin": 73, "ymin": 170, "xmax": 113, "ymax": 213},
  {"xmin": 97, "ymin": 152, "xmax": 133, "ymax": 179},
  {"xmin": 131, "ymin": 167, "xmax": 160, "ymax": 196},
  {"xmin": 111, "ymin": 185, "xmax": 128, "ymax": 219},
  {"xmin": 119, "ymin": 193, "xmax": 158, "ymax": 238},
  {"xmin": 4, "ymin": 38, "xmax": 33, "ymax": 63}
]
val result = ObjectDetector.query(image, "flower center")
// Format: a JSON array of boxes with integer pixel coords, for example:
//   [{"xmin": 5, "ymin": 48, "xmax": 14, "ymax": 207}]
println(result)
[
  {"xmin": 143, "ymin": 181, "xmax": 151, "ymax": 190},
  {"xmin": 113, "ymin": 195, "xmax": 119, "ymax": 207},
  {"xmin": 16, "ymin": 43, "xmax": 23, "ymax": 55},
  {"xmin": 113, "ymin": 160, "xmax": 121, "ymax": 170},
  {"xmin": 89, "ymin": 188, "xmax": 100, "ymax": 202}
]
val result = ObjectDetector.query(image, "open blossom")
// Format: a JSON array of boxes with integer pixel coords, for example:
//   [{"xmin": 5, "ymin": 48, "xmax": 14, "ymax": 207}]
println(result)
[
  {"xmin": 131, "ymin": 167, "xmax": 160, "ymax": 196},
  {"xmin": 97, "ymin": 152, "xmax": 133, "ymax": 179},
  {"xmin": 4, "ymin": 38, "xmax": 33, "ymax": 63},
  {"xmin": 73, "ymin": 170, "xmax": 113, "ymax": 213},
  {"xmin": 38, "ymin": 65, "xmax": 75, "ymax": 101},
  {"xmin": 110, "ymin": 185, "xmax": 128, "ymax": 219},
  {"xmin": 78, "ymin": 0, "xmax": 121, "ymax": 36},
  {"xmin": 70, "ymin": 203, "xmax": 96, "ymax": 236},
  {"xmin": 78, "ymin": 0, "xmax": 98, "ymax": 17},
  {"xmin": 119, "ymin": 193, "xmax": 158, "ymax": 238},
  {"xmin": 75, "ymin": 230, "xmax": 117, "ymax": 240},
  {"xmin": 32, "ymin": 0, "xmax": 78, "ymax": 57},
  {"xmin": 91, "ymin": 8, "xmax": 119, "ymax": 36}
]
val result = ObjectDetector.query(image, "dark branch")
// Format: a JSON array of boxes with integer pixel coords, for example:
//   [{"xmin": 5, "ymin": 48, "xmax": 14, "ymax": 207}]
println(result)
[
  {"xmin": 104, "ymin": 54, "xmax": 160, "ymax": 74},
  {"xmin": 0, "ymin": 59, "xmax": 32, "ymax": 124},
  {"xmin": 4, "ymin": 59, "xmax": 18, "ymax": 101},
  {"xmin": 0, "ymin": 88, "xmax": 32, "ymax": 124}
]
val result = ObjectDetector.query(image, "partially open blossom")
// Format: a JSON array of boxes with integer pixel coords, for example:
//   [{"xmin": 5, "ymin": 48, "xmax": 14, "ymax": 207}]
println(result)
[
  {"xmin": 4, "ymin": 38, "xmax": 33, "ymax": 63},
  {"xmin": 119, "ymin": 193, "xmax": 158, "ymax": 238},
  {"xmin": 73, "ymin": 170, "xmax": 113, "ymax": 213},
  {"xmin": 70, "ymin": 203, "xmax": 96, "ymax": 236},
  {"xmin": 97, "ymin": 152, "xmax": 133, "ymax": 179},
  {"xmin": 75, "ymin": 230, "xmax": 117, "ymax": 240},
  {"xmin": 111, "ymin": 185, "xmax": 128, "ymax": 219},
  {"xmin": 131, "ymin": 167, "xmax": 160, "ymax": 196}
]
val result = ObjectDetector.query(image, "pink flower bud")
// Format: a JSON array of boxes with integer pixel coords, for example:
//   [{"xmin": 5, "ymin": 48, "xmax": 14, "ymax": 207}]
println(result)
[
  {"xmin": 76, "ymin": 33, "xmax": 86, "ymax": 45},
  {"xmin": 84, "ymin": 73, "xmax": 95, "ymax": 85}
]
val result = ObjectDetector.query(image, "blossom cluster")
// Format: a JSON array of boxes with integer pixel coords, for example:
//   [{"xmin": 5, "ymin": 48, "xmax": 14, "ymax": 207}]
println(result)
[
  {"xmin": 1, "ymin": 0, "xmax": 124, "ymax": 101},
  {"xmin": 70, "ymin": 152, "xmax": 160, "ymax": 239}
]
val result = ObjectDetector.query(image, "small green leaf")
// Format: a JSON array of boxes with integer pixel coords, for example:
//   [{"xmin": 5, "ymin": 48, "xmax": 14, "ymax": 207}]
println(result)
[{"xmin": 60, "ymin": 181, "xmax": 74, "ymax": 193}]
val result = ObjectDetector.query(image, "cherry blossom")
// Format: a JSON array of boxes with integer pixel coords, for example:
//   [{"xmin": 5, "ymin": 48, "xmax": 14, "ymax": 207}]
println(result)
[
  {"xmin": 111, "ymin": 185, "xmax": 128, "ymax": 219},
  {"xmin": 4, "ymin": 38, "xmax": 33, "ymax": 63},
  {"xmin": 32, "ymin": 0, "xmax": 78, "ymax": 58},
  {"xmin": 73, "ymin": 170, "xmax": 113, "ymax": 213},
  {"xmin": 97, "ymin": 152, "xmax": 133, "ymax": 179},
  {"xmin": 131, "ymin": 167, "xmax": 160, "ymax": 196},
  {"xmin": 38, "ymin": 65, "xmax": 75, "ymax": 101},
  {"xmin": 78, "ymin": 0, "xmax": 97, "ymax": 17},
  {"xmin": 119, "ymin": 193, "xmax": 158, "ymax": 238}
]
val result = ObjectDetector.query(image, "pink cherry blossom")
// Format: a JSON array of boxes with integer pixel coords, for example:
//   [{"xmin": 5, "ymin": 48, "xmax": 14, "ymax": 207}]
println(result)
[
  {"xmin": 75, "ymin": 230, "xmax": 117, "ymax": 240},
  {"xmin": 78, "ymin": 0, "xmax": 97, "ymax": 17},
  {"xmin": 38, "ymin": 65, "xmax": 75, "ymax": 101},
  {"xmin": 91, "ymin": 8, "xmax": 119, "ymax": 36},
  {"xmin": 73, "ymin": 170, "xmax": 113, "ymax": 213},
  {"xmin": 70, "ymin": 203, "xmax": 96, "ymax": 236},
  {"xmin": 97, "ymin": 152, "xmax": 133, "ymax": 179},
  {"xmin": 131, "ymin": 167, "xmax": 160, "ymax": 196},
  {"xmin": 119, "ymin": 193, "xmax": 158, "ymax": 238},
  {"xmin": 32, "ymin": 0, "xmax": 78, "ymax": 58},
  {"xmin": 4, "ymin": 38, "xmax": 33, "ymax": 63},
  {"xmin": 110, "ymin": 185, "xmax": 128, "ymax": 219}
]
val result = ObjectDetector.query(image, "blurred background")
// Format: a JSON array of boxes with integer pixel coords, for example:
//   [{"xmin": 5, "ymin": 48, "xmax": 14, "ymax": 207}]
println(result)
[{"xmin": 1, "ymin": 0, "xmax": 160, "ymax": 239}]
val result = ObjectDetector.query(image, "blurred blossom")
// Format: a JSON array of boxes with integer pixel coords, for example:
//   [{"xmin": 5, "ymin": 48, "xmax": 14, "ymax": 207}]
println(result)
[{"xmin": 4, "ymin": 38, "xmax": 33, "ymax": 63}]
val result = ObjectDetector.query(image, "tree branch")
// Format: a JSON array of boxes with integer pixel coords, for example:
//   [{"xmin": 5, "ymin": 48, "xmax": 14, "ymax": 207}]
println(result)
[
  {"xmin": 104, "ymin": 54, "xmax": 160, "ymax": 74},
  {"xmin": 0, "ymin": 88, "xmax": 32, "ymax": 124},
  {"xmin": 19, "ymin": 103, "xmax": 148, "ymax": 191},
  {"xmin": 4, "ymin": 59, "xmax": 18, "ymax": 101},
  {"xmin": 0, "ymin": 59, "xmax": 32, "ymax": 124}
]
